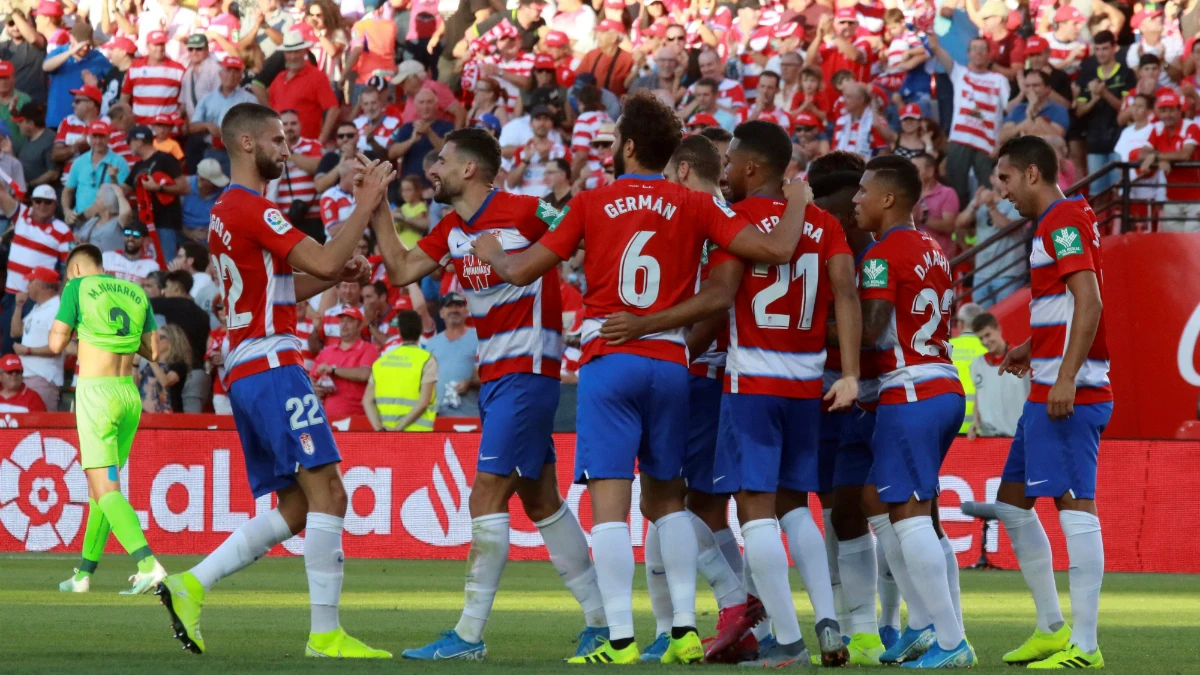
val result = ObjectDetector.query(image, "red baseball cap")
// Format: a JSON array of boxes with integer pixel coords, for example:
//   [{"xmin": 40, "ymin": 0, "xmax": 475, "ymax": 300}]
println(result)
[
  {"xmin": 151, "ymin": 113, "xmax": 174, "ymax": 125},
  {"xmin": 835, "ymin": 7, "xmax": 858, "ymax": 22},
  {"xmin": 1156, "ymin": 90, "xmax": 1182, "ymax": 108},
  {"xmin": 198, "ymin": 0, "xmax": 220, "ymax": 7},
  {"xmin": 597, "ymin": 19, "xmax": 626, "ymax": 33},
  {"xmin": 534, "ymin": 53, "xmax": 555, "ymax": 70},
  {"xmin": 0, "ymin": 354, "xmax": 22, "ymax": 373},
  {"xmin": 544, "ymin": 30, "xmax": 570, "ymax": 48},
  {"xmin": 1054, "ymin": 5, "xmax": 1084, "ymax": 23},
  {"xmin": 338, "ymin": 306, "xmax": 365, "ymax": 321},
  {"xmin": 1131, "ymin": 9, "xmax": 1164, "ymax": 30},
  {"xmin": 899, "ymin": 103, "xmax": 923, "ymax": 120},
  {"xmin": 69, "ymin": 83, "xmax": 103, "ymax": 104},
  {"xmin": 557, "ymin": 65, "xmax": 577, "ymax": 88},
  {"xmin": 793, "ymin": 112, "xmax": 821, "ymax": 128},
  {"xmin": 0, "ymin": 61, "xmax": 12, "ymax": 78},
  {"xmin": 392, "ymin": 296, "xmax": 414, "ymax": 312},
  {"xmin": 643, "ymin": 22, "xmax": 666, "ymax": 38},
  {"xmin": 221, "ymin": 55, "xmax": 245, "ymax": 70},
  {"xmin": 688, "ymin": 113, "xmax": 720, "ymax": 128},
  {"xmin": 602, "ymin": 155, "xmax": 615, "ymax": 168},
  {"xmin": 604, "ymin": 0, "xmax": 625, "ymax": 9},
  {"xmin": 87, "ymin": 120, "xmax": 111, "ymax": 135},
  {"xmin": 35, "ymin": 0, "xmax": 63, "ymax": 17},
  {"xmin": 773, "ymin": 20, "xmax": 803, "ymax": 40},
  {"xmin": 103, "ymin": 36, "xmax": 138, "ymax": 55},
  {"xmin": 147, "ymin": 30, "xmax": 170, "ymax": 45},
  {"xmin": 1024, "ymin": 35, "xmax": 1049, "ymax": 55},
  {"xmin": 27, "ymin": 267, "xmax": 59, "ymax": 285}
]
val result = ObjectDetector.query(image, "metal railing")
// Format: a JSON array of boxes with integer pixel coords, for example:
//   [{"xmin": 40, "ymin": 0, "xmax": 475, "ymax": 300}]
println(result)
[{"xmin": 950, "ymin": 161, "xmax": 1200, "ymax": 307}]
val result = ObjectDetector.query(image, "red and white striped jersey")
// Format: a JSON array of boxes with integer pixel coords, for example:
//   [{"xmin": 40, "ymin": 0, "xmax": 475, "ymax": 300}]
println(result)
[
  {"xmin": 319, "ymin": 185, "xmax": 355, "ymax": 234},
  {"xmin": 417, "ymin": 191, "xmax": 564, "ymax": 382},
  {"xmin": 856, "ymin": 0, "xmax": 888, "ymax": 35},
  {"xmin": 571, "ymin": 110, "xmax": 614, "ymax": 169},
  {"xmin": 833, "ymin": 109, "xmax": 889, "ymax": 159},
  {"xmin": 272, "ymin": 137, "xmax": 323, "ymax": 219},
  {"xmin": 684, "ymin": 5, "xmax": 734, "ymax": 54},
  {"xmin": 206, "ymin": 326, "xmax": 230, "ymax": 396},
  {"xmin": 296, "ymin": 315, "xmax": 316, "ymax": 369},
  {"xmin": 688, "ymin": 77, "xmax": 748, "ymax": 117},
  {"xmin": 753, "ymin": 107, "xmax": 793, "ymax": 132},
  {"xmin": 101, "ymin": 251, "xmax": 161, "ymax": 283},
  {"xmin": 1047, "ymin": 35, "xmax": 1089, "ymax": 79},
  {"xmin": 54, "ymin": 114, "xmax": 115, "ymax": 174},
  {"xmin": 1028, "ymin": 196, "xmax": 1111, "ymax": 404},
  {"xmin": 876, "ymin": 31, "xmax": 924, "ymax": 91},
  {"xmin": 200, "ymin": 13, "xmax": 240, "ymax": 60},
  {"xmin": 948, "ymin": 63, "xmax": 1009, "ymax": 155},
  {"xmin": 121, "ymin": 56, "xmax": 186, "ymax": 123},
  {"xmin": 858, "ymin": 227, "xmax": 963, "ymax": 404},
  {"xmin": 353, "ymin": 114, "xmax": 403, "ymax": 153},
  {"xmin": 4, "ymin": 205, "xmax": 71, "ymax": 294},
  {"xmin": 713, "ymin": 198, "xmax": 851, "ymax": 398},
  {"xmin": 110, "ymin": 130, "xmax": 135, "ymax": 167},
  {"xmin": 732, "ymin": 26, "xmax": 776, "ymax": 100},
  {"xmin": 902, "ymin": 0, "xmax": 936, "ymax": 32},
  {"xmin": 540, "ymin": 175, "xmax": 751, "ymax": 367},
  {"xmin": 482, "ymin": 52, "xmax": 535, "ymax": 115},
  {"xmin": 319, "ymin": 302, "xmax": 363, "ymax": 348},
  {"xmin": 208, "ymin": 185, "xmax": 309, "ymax": 386},
  {"xmin": 511, "ymin": 140, "xmax": 572, "ymax": 197}
]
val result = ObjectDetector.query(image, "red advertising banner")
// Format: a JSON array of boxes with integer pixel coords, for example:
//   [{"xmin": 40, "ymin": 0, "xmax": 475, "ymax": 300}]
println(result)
[{"xmin": 2, "ymin": 430, "xmax": 1197, "ymax": 573}]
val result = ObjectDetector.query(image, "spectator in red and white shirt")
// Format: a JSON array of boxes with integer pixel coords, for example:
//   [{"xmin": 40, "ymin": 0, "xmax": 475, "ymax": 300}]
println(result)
[
  {"xmin": 270, "ymin": 110, "xmax": 324, "ymax": 234},
  {"xmin": 1141, "ymin": 91, "xmax": 1200, "ymax": 233},
  {"xmin": 729, "ymin": 1, "xmax": 775, "ymax": 103},
  {"xmin": 508, "ymin": 105, "xmax": 572, "ymax": 197},
  {"xmin": 197, "ymin": 0, "xmax": 242, "ymax": 60},
  {"xmin": 569, "ymin": 93, "xmax": 614, "ymax": 181},
  {"xmin": 1127, "ymin": 8, "xmax": 1183, "ymax": 80},
  {"xmin": 312, "ymin": 281, "xmax": 365, "ymax": 352},
  {"xmin": 319, "ymin": 164, "xmax": 357, "ymax": 237},
  {"xmin": 479, "ymin": 25, "xmax": 534, "ymax": 115},
  {"xmin": 832, "ymin": 82, "xmax": 894, "ymax": 159},
  {"xmin": 747, "ymin": 71, "xmax": 792, "ymax": 131},
  {"xmin": 0, "ymin": 354, "xmax": 47, "ymax": 413},
  {"xmin": 683, "ymin": 0, "xmax": 733, "ymax": 56},
  {"xmin": 120, "ymin": 30, "xmax": 186, "ymax": 125},
  {"xmin": 51, "ymin": 83, "xmax": 104, "ymax": 168},
  {"xmin": 0, "ymin": 184, "xmax": 71, "ymax": 296},
  {"xmin": 1047, "ymin": 5, "xmax": 1089, "ymax": 79},
  {"xmin": 877, "ymin": 8, "xmax": 930, "ymax": 96},
  {"xmin": 575, "ymin": 126, "xmax": 616, "ymax": 192},
  {"xmin": 685, "ymin": 49, "xmax": 747, "ymax": 120},
  {"xmin": 807, "ymin": 8, "xmax": 873, "ymax": 87},
  {"xmin": 353, "ymin": 88, "xmax": 403, "ymax": 159},
  {"xmin": 206, "ymin": 301, "xmax": 231, "ymax": 414},
  {"xmin": 973, "ymin": 0, "xmax": 1025, "ymax": 81},
  {"xmin": 361, "ymin": 280, "xmax": 400, "ymax": 349},
  {"xmin": 1119, "ymin": 54, "xmax": 1174, "ymax": 126}
]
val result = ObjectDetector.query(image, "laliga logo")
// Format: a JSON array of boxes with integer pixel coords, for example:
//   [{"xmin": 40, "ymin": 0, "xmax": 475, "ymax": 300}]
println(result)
[
  {"xmin": 401, "ymin": 439, "xmax": 473, "ymax": 546},
  {"xmin": 0, "ymin": 432, "xmax": 88, "ymax": 551},
  {"xmin": 1179, "ymin": 302, "xmax": 1200, "ymax": 387}
]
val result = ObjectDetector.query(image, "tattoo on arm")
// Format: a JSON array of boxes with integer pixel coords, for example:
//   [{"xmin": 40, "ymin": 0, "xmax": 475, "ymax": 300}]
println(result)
[{"xmin": 861, "ymin": 298, "xmax": 894, "ymax": 347}]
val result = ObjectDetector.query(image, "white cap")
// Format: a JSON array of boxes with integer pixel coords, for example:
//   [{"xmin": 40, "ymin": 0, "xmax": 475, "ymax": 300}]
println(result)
[
  {"xmin": 197, "ymin": 158, "xmax": 229, "ymax": 188},
  {"xmin": 391, "ymin": 60, "xmax": 426, "ymax": 85},
  {"xmin": 31, "ymin": 185, "xmax": 56, "ymax": 200}
]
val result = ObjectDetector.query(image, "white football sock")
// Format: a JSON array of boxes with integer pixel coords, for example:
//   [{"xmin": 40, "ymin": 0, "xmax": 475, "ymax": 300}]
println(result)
[
  {"xmin": 742, "ymin": 518, "xmax": 802, "ymax": 646},
  {"xmin": 454, "ymin": 513, "xmax": 510, "ymax": 643},
  {"xmin": 304, "ymin": 512, "xmax": 344, "ymax": 634},
  {"xmin": 536, "ymin": 503, "xmax": 606, "ymax": 628},
  {"xmin": 1060, "ymin": 510, "xmax": 1103, "ymax": 654},
  {"xmin": 591, "ymin": 522, "xmax": 635, "ymax": 640},
  {"xmin": 877, "ymin": 539, "xmax": 902, "ymax": 630},
  {"xmin": 823, "ymin": 508, "xmax": 847, "ymax": 630},
  {"xmin": 713, "ymin": 526, "xmax": 744, "ymax": 585},
  {"xmin": 656, "ymin": 511, "xmax": 699, "ymax": 627},
  {"xmin": 689, "ymin": 511, "xmax": 745, "ymax": 609},
  {"xmin": 893, "ymin": 516, "xmax": 963, "ymax": 650},
  {"xmin": 940, "ymin": 537, "xmax": 964, "ymax": 632},
  {"xmin": 643, "ymin": 522, "xmax": 674, "ymax": 637},
  {"xmin": 869, "ymin": 513, "xmax": 928, "ymax": 630},
  {"xmin": 995, "ymin": 502, "xmax": 1064, "ymax": 633},
  {"xmin": 743, "ymin": 550, "xmax": 775, "ymax": 641},
  {"xmin": 837, "ymin": 533, "xmax": 879, "ymax": 637},
  {"xmin": 191, "ymin": 508, "xmax": 291, "ymax": 591},
  {"xmin": 779, "ymin": 507, "xmax": 837, "ymax": 624}
]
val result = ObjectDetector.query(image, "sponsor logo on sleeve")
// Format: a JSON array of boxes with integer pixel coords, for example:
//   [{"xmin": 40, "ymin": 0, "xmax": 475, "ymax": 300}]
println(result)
[
  {"xmin": 1051, "ymin": 226, "xmax": 1083, "ymax": 258},
  {"xmin": 536, "ymin": 200, "xmax": 561, "ymax": 227},
  {"xmin": 861, "ymin": 259, "xmax": 888, "ymax": 289},
  {"xmin": 548, "ymin": 205, "xmax": 569, "ymax": 231},
  {"xmin": 264, "ymin": 208, "xmax": 292, "ymax": 235},
  {"xmin": 713, "ymin": 195, "xmax": 737, "ymax": 218}
]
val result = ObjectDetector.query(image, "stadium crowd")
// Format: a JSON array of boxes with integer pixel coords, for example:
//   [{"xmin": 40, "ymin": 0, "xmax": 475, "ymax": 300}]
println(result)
[{"xmin": 0, "ymin": 0, "xmax": 1195, "ymax": 416}]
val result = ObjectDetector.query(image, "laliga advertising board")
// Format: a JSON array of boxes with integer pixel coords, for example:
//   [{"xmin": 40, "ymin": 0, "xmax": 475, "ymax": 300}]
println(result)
[{"xmin": 2, "ymin": 428, "xmax": 1199, "ymax": 573}]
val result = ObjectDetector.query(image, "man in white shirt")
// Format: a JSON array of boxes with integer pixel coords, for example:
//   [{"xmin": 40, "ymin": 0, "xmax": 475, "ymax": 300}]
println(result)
[
  {"xmin": 172, "ymin": 239, "xmax": 219, "ymax": 318},
  {"xmin": 967, "ymin": 312, "xmax": 1030, "ymax": 439},
  {"xmin": 9, "ymin": 266, "xmax": 64, "ymax": 411},
  {"xmin": 102, "ymin": 221, "xmax": 162, "ymax": 283}
]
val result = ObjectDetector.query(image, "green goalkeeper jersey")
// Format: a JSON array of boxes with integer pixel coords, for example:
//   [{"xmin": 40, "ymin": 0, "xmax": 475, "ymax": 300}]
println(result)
[{"xmin": 55, "ymin": 274, "xmax": 157, "ymax": 354}]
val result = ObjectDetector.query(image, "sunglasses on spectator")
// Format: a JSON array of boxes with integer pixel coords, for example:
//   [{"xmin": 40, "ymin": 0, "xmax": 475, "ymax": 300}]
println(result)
[
  {"xmin": 32, "ymin": 198, "xmax": 55, "ymax": 206},
  {"xmin": 666, "ymin": 35, "xmax": 684, "ymax": 42},
  {"xmin": 337, "ymin": 132, "xmax": 357, "ymax": 139},
  {"xmin": 590, "ymin": 141, "xmax": 613, "ymax": 148},
  {"xmin": 188, "ymin": 47, "xmax": 206, "ymax": 51},
  {"xmin": 123, "ymin": 230, "xmax": 144, "ymax": 237}
]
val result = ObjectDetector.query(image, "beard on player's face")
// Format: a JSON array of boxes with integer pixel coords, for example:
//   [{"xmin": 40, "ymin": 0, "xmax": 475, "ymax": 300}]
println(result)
[
  {"xmin": 612, "ymin": 148, "xmax": 626, "ymax": 178},
  {"xmin": 254, "ymin": 145, "xmax": 284, "ymax": 180}
]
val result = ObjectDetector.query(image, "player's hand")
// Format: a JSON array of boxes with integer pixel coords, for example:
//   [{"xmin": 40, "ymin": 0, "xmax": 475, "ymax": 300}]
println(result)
[
  {"xmin": 1046, "ymin": 377, "xmax": 1076, "ymax": 421},
  {"xmin": 823, "ymin": 375, "xmax": 858, "ymax": 411},
  {"xmin": 783, "ymin": 174, "xmax": 814, "ymax": 208},
  {"xmin": 14, "ymin": 292, "xmax": 28, "ymax": 306},
  {"xmin": 339, "ymin": 255, "xmax": 372, "ymax": 284},
  {"xmin": 999, "ymin": 339, "xmax": 1031, "ymax": 378},
  {"xmin": 355, "ymin": 158, "xmax": 396, "ymax": 209},
  {"xmin": 469, "ymin": 233, "xmax": 505, "ymax": 264},
  {"xmin": 598, "ymin": 311, "xmax": 648, "ymax": 346},
  {"xmin": 967, "ymin": 421, "xmax": 979, "ymax": 441}
]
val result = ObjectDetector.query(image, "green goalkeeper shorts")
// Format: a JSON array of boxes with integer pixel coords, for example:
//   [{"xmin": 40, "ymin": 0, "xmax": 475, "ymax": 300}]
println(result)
[{"xmin": 75, "ymin": 376, "xmax": 142, "ymax": 471}]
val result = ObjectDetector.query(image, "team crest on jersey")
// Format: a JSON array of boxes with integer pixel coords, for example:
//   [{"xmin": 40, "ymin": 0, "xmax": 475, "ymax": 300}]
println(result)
[
  {"xmin": 713, "ymin": 196, "xmax": 737, "ymax": 218},
  {"xmin": 264, "ymin": 208, "xmax": 291, "ymax": 235},
  {"xmin": 536, "ymin": 200, "xmax": 561, "ymax": 227},
  {"xmin": 1052, "ymin": 227, "xmax": 1083, "ymax": 258},
  {"xmin": 299, "ymin": 432, "xmax": 314, "ymax": 455},
  {"xmin": 548, "ymin": 205, "xmax": 569, "ymax": 231},
  {"xmin": 861, "ymin": 259, "xmax": 888, "ymax": 289}
]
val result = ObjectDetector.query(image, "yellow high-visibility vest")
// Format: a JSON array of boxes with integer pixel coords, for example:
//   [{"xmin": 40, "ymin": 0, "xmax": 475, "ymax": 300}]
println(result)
[
  {"xmin": 371, "ymin": 344, "xmax": 436, "ymax": 431},
  {"xmin": 950, "ymin": 334, "xmax": 988, "ymax": 433}
]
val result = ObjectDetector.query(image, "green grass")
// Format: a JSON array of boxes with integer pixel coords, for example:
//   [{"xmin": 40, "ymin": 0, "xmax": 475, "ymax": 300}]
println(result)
[{"xmin": 2, "ymin": 555, "xmax": 1198, "ymax": 673}]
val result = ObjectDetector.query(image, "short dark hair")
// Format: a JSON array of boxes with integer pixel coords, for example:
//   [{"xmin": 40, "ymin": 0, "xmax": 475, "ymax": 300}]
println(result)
[
  {"xmin": 732, "ymin": 120, "xmax": 792, "ymax": 179},
  {"xmin": 220, "ymin": 102, "xmax": 281, "ymax": 150},
  {"xmin": 758, "ymin": 70, "xmax": 781, "ymax": 87},
  {"xmin": 800, "ymin": 66, "xmax": 822, "ymax": 81},
  {"xmin": 551, "ymin": 157, "xmax": 572, "ymax": 178},
  {"xmin": 66, "ymin": 244, "xmax": 103, "ymax": 269},
  {"xmin": 145, "ymin": 270, "xmax": 167, "ymax": 290},
  {"xmin": 369, "ymin": 280, "xmax": 389, "ymax": 297},
  {"xmin": 14, "ymin": 102, "xmax": 46, "ymax": 128},
  {"xmin": 617, "ymin": 90, "xmax": 683, "ymax": 173},
  {"xmin": 696, "ymin": 125, "xmax": 732, "ymax": 145},
  {"xmin": 165, "ymin": 269, "xmax": 194, "ymax": 294},
  {"xmin": 911, "ymin": 152, "xmax": 937, "ymax": 172},
  {"xmin": 1138, "ymin": 53, "xmax": 1162, "ymax": 69},
  {"xmin": 1136, "ymin": 93, "xmax": 1156, "ymax": 108},
  {"xmin": 693, "ymin": 77, "xmax": 719, "ymax": 93},
  {"xmin": 808, "ymin": 151, "xmax": 865, "ymax": 200},
  {"xmin": 179, "ymin": 240, "xmax": 210, "ymax": 272},
  {"xmin": 831, "ymin": 69, "xmax": 855, "ymax": 87},
  {"xmin": 971, "ymin": 312, "xmax": 1000, "ymax": 333},
  {"xmin": 577, "ymin": 85, "xmax": 604, "ymax": 111},
  {"xmin": 1092, "ymin": 29, "xmax": 1116, "ymax": 46},
  {"xmin": 864, "ymin": 155, "xmax": 922, "ymax": 209},
  {"xmin": 1023, "ymin": 68, "xmax": 1048, "ymax": 85},
  {"xmin": 444, "ymin": 128, "xmax": 502, "ymax": 182},
  {"xmin": 394, "ymin": 310, "xmax": 423, "ymax": 341},
  {"xmin": 670, "ymin": 134, "xmax": 723, "ymax": 185},
  {"xmin": 809, "ymin": 151, "xmax": 866, "ymax": 175},
  {"xmin": 997, "ymin": 134, "xmax": 1059, "ymax": 184}
]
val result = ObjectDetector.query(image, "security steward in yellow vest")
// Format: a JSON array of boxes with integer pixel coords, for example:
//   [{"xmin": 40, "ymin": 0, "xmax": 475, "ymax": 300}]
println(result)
[
  {"xmin": 950, "ymin": 304, "xmax": 988, "ymax": 433},
  {"xmin": 364, "ymin": 310, "xmax": 437, "ymax": 431}
]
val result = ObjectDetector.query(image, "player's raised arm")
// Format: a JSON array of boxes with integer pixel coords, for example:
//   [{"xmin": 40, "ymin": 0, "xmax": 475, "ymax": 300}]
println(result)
[
  {"xmin": 371, "ymin": 188, "xmax": 441, "ymax": 286},
  {"xmin": 287, "ymin": 159, "xmax": 395, "ymax": 280},
  {"xmin": 720, "ymin": 177, "xmax": 815, "ymax": 264}
]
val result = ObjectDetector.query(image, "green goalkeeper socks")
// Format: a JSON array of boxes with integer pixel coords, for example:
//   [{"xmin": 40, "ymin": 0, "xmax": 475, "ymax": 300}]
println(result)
[
  {"xmin": 96, "ymin": 491, "xmax": 156, "ymax": 573},
  {"xmin": 78, "ymin": 498, "xmax": 112, "ymax": 578}
]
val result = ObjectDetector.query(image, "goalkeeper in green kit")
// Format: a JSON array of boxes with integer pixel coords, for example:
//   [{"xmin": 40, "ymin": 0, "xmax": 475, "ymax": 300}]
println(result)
[{"xmin": 49, "ymin": 244, "xmax": 167, "ymax": 594}]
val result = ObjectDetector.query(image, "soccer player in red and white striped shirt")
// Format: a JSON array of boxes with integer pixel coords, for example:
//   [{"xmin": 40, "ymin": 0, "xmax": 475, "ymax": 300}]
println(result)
[
  {"xmin": 120, "ymin": 30, "xmax": 185, "ymax": 125},
  {"xmin": 273, "ymin": 110, "xmax": 324, "ymax": 226},
  {"xmin": 0, "ymin": 184, "xmax": 72, "ymax": 295}
]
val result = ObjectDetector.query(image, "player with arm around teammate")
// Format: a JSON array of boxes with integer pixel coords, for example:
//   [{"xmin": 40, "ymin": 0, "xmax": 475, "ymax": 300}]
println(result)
[
  {"xmin": 367, "ymin": 128, "xmax": 610, "ymax": 661},
  {"xmin": 49, "ymin": 244, "xmax": 166, "ymax": 596},
  {"xmin": 156, "ymin": 102, "xmax": 394, "ymax": 660},
  {"xmin": 851, "ymin": 155, "xmax": 974, "ymax": 669},
  {"xmin": 469, "ymin": 91, "xmax": 817, "ymax": 666},
  {"xmin": 988, "ymin": 135, "xmax": 1112, "ymax": 670}
]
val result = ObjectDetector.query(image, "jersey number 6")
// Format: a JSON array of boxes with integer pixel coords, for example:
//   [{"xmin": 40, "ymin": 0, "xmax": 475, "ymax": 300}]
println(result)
[{"xmin": 619, "ymin": 231, "xmax": 661, "ymax": 309}]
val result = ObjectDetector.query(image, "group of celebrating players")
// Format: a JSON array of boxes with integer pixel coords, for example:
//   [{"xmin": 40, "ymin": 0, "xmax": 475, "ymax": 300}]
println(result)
[{"xmin": 55, "ymin": 86, "xmax": 1111, "ymax": 669}]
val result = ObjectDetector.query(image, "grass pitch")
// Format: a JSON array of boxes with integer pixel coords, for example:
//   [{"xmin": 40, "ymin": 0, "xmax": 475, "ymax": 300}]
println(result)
[{"xmin": 1, "ymin": 555, "xmax": 1197, "ymax": 673}]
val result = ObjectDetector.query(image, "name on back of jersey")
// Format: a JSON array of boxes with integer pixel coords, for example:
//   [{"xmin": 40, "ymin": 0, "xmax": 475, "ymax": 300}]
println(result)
[
  {"xmin": 603, "ymin": 194, "xmax": 678, "ymax": 220},
  {"xmin": 914, "ymin": 248, "xmax": 951, "ymax": 281},
  {"xmin": 209, "ymin": 213, "xmax": 232, "ymax": 247}
]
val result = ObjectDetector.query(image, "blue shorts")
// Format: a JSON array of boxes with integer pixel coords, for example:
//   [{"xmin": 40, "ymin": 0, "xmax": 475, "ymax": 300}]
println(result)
[
  {"xmin": 1001, "ymin": 400, "xmax": 1112, "ymax": 500},
  {"xmin": 869, "ymin": 393, "xmax": 964, "ymax": 504},
  {"xmin": 574, "ymin": 354, "xmax": 690, "ymax": 483},
  {"xmin": 477, "ymin": 372, "xmax": 559, "ymax": 480},
  {"xmin": 817, "ymin": 411, "xmax": 845, "ymax": 494},
  {"xmin": 684, "ymin": 374, "xmax": 723, "ymax": 494},
  {"xmin": 834, "ymin": 405, "xmax": 877, "ymax": 488},
  {"xmin": 229, "ymin": 365, "xmax": 341, "ymax": 499},
  {"xmin": 714, "ymin": 394, "xmax": 822, "ymax": 494}
]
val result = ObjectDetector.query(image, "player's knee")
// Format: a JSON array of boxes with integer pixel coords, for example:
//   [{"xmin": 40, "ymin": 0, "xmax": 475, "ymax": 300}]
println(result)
[
  {"xmin": 831, "ymin": 503, "xmax": 867, "ymax": 540},
  {"xmin": 85, "ymin": 466, "xmax": 120, "ymax": 500},
  {"xmin": 469, "ymin": 473, "xmax": 515, "ymax": 517}
]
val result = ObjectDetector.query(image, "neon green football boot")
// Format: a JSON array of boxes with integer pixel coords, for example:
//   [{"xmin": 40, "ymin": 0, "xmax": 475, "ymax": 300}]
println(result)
[
  {"xmin": 848, "ymin": 632, "xmax": 887, "ymax": 665},
  {"xmin": 1027, "ymin": 644, "xmax": 1104, "ymax": 669},
  {"xmin": 306, "ymin": 627, "xmax": 393, "ymax": 658},
  {"xmin": 1003, "ymin": 624, "xmax": 1071, "ymax": 664},
  {"xmin": 568, "ymin": 637, "xmax": 641, "ymax": 664},
  {"xmin": 156, "ymin": 571, "xmax": 206, "ymax": 654},
  {"xmin": 662, "ymin": 630, "xmax": 704, "ymax": 664}
]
